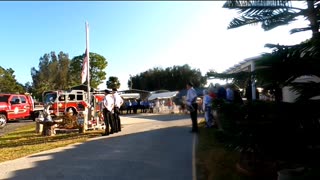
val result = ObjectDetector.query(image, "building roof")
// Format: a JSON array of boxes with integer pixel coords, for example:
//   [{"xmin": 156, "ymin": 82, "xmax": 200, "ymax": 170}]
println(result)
[{"xmin": 223, "ymin": 55, "xmax": 262, "ymax": 74}]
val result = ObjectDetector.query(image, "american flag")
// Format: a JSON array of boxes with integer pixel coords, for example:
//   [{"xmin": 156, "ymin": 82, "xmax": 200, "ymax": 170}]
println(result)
[
  {"xmin": 81, "ymin": 49, "xmax": 88, "ymax": 84},
  {"xmin": 81, "ymin": 22, "xmax": 89, "ymax": 84}
]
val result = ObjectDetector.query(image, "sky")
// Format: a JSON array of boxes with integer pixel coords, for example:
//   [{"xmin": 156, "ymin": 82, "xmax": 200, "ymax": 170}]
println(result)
[{"xmin": 0, "ymin": 1, "xmax": 311, "ymax": 90}]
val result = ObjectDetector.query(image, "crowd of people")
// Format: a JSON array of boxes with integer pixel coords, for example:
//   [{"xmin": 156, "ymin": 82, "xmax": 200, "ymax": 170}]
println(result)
[
  {"xmin": 119, "ymin": 98, "xmax": 175, "ymax": 114},
  {"xmin": 101, "ymin": 83, "xmax": 244, "ymax": 135},
  {"xmin": 186, "ymin": 82, "xmax": 244, "ymax": 133},
  {"xmin": 101, "ymin": 88, "xmax": 123, "ymax": 136}
]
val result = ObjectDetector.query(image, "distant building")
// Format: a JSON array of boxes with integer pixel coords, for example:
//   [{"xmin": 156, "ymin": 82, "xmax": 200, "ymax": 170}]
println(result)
[{"xmin": 224, "ymin": 56, "xmax": 320, "ymax": 102}]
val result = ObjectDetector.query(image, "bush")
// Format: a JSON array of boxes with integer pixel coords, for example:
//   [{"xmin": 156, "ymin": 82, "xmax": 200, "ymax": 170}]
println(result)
[{"xmin": 214, "ymin": 100, "xmax": 320, "ymax": 167}]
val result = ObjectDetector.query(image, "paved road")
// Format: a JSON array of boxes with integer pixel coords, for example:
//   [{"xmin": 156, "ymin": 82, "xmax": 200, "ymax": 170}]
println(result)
[
  {"xmin": 0, "ymin": 113, "xmax": 201, "ymax": 180},
  {"xmin": 0, "ymin": 120, "xmax": 34, "ymax": 137}
]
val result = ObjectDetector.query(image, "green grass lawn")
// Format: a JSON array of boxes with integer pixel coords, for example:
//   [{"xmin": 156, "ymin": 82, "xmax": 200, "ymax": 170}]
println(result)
[{"xmin": 0, "ymin": 124, "xmax": 104, "ymax": 163}]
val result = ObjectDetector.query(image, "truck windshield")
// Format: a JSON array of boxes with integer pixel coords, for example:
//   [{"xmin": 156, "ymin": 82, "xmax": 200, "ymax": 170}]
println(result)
[
  {"xmin": 0, "ymin": 95, "xmax": 9, "ymax": 103},
  {"xmin": 43, "ymin": 93, "xmax": 57, "ymax": 104}
]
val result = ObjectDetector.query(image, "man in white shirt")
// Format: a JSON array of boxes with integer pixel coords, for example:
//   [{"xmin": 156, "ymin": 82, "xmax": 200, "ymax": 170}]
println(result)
[
  {"xmin": 103, "ymin": 89, "xmax": 115, "ymax": 136},
  {"xmin": 112, "ymin": 88, "xmax": 124, "ymax": 132},
  {"xmin": 186, "ymin": 82, "xmax": 198, "ymax": 133}
]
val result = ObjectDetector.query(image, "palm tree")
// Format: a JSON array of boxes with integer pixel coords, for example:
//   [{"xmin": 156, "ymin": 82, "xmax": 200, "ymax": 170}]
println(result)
[
  {"xmin": 223, "ymin": 0, "xmax": 319, "ymax": 38},
  {"xmin": 221, "ymin": 0, "xmax": 320, "ymax": 102}
]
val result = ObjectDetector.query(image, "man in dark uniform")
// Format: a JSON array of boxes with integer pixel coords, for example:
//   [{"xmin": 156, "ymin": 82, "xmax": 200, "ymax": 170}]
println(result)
[{"xmin": 112, "ymin": 88, "xmax": 123, "ymax": 132}]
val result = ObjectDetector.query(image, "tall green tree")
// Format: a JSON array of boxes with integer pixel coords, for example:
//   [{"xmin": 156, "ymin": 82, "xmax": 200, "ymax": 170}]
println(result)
[
  {"xmin": 69, "ymin": 52, "xmax": 107, "ymax": 89},
  {"xmin": 106, "ymin": 76, "xmax": 121, "ymax": 90},
  {"xmin": 128, "ymin": 64, "xmax": 207, "ymax": 91},
  {"xmin": 31, "ymin": 51, "xmax": 71, "ymax": 99},
  {"xmin": 0, "ymin": 66, "xmax": 24, "ymax": 93}
]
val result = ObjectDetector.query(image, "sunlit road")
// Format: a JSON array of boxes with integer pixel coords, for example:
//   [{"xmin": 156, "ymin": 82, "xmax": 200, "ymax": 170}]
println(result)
[{"xmin": 0, "ymin": 113, "xmax": 200, "ymax": 180}]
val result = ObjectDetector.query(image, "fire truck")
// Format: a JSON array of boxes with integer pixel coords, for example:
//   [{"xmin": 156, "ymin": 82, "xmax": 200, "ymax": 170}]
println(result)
[
  {"xmin": 42, "ymin": 89, "xmax": 106, "ymax": 130},
  {"xmin": 42, "ymin": 89, "xmax": 90, "ymax": 117}
]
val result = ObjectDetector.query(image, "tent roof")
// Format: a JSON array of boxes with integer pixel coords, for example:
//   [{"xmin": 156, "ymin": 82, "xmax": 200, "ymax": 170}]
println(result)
[
  {"xmin": 148, "ymin": 91, "xmax": 178, "ymax": 101},
  {"xmin": 120, "ymin": 93, "xmax": 140, "ymax": 100}
]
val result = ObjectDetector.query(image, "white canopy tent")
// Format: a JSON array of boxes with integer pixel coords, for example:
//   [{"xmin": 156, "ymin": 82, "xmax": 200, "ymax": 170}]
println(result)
[
  {"xmin": 120, "ymin": 93, "xmax": 140, "ymax": 100},
  {"xmin": 147, "ymin": 91, "xmax": 178, "ymax": 101}
]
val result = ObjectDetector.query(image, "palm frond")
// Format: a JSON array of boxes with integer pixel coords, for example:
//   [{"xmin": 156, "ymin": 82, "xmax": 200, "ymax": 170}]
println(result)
[
  {"xmin": 290, "ymin": 27, "xmax": 312, "ymax": 34},
  {"xmin": 223, "ymin": 0, "xmax": 291, "ymax": 9},
  {"xmin": 223, "ymin": 0, "xmax": 311, "ymax": 31},
  {"xmin": 228, "ymin": 7, "xmax": 299, "ymax": 30},
  {"xmin": 290, "ymin": 82, "xmax": 320, "ymax": 102}
]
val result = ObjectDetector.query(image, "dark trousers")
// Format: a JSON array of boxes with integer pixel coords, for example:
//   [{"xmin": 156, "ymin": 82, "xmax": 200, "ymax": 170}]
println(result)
[
  {"xmin": 103, "ymin": 108, "xmax": 115, "ymax": 134},
  {"xmin": 190, "ymin": 103, "xmax": 198, "ymax": 132},
  {"xmin": 113, "ymin": 107, "xmax": 121, "ymax": 132}
]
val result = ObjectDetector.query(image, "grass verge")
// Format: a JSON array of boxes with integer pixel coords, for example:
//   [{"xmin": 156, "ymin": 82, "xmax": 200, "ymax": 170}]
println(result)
[
  {"xmin": 196, "ymin": 120, "xmax": 252, "ymax": 180},
  {"xmin": 0, "ymin": 124, "xmax": 104, "ymax": 163}
]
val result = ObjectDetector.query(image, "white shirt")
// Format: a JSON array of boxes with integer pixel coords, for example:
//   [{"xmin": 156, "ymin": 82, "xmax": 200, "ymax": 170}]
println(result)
[
  {"xmin": 113, "ymin": 92, "xmax": 123, "ymax": 108},
  {"xmin": 103, "ymin": 94, "xmax": 114, "ymax": 112},
  {"xmin": 186, "ymin": 87, "xmax": 197, "ymax": 106}
]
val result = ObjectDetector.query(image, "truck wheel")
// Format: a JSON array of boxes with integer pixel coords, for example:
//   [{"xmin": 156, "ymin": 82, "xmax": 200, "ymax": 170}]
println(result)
[{"xmin": 0, "ymin": 114, "xmax": 7, "ymax": 129}]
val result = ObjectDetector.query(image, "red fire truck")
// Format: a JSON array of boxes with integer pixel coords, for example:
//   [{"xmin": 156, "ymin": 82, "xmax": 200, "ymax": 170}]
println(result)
[
  {"xmin": 42, "ymin": 89, "xmax": 90, "ymax": 117},
  {"xmin": 42, "ymin": 90, "xmax": 107, "ymax": 129}
]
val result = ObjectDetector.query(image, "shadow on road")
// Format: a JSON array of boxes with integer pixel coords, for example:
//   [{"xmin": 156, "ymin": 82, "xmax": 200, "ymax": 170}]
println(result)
[{"xmin": 5, "ymin": 126, "xmax": 194, "ymax": 180}]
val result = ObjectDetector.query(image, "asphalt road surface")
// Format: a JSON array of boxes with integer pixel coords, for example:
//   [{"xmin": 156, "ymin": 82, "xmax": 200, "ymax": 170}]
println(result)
[
  {"xmin": 0, "ymin": 113, "xmax": 201, "ymax": 180},
  {"xmin": 0, "ymin": 119, "xmax": 35, "ymax": 137}
]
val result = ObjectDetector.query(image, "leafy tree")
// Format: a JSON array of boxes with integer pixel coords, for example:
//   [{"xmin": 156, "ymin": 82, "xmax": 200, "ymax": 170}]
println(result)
[
  {"xmin": 128, "ymin": 64, "xmax": 207, "ymax": 91},
  {"xmin": 31, "ymin": 51, "xmax": 71, "ymax": 99},
  {"xmin": 69, "ymin": 52, "xmax": 107, "ymax": 89},
  {"xmin": 0, "ymin": 66, "xmax": 24, "ymax": 93},
  {"xmin": 106, "ymin": 76, "xmax": 121, "ymax": 90},
  {"xmin": 31, "ymin": 51, "xmax": 108, "ymax": 100}
]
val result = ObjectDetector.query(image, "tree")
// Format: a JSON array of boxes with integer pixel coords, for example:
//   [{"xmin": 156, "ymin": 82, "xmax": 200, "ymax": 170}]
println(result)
[
  {"xmin": 31, "ymin": 51, "xmax": 71, "ymax": 99},
  {"xmin": 129, "ymin": 64, "xmax": 207, "ymax": 91},
  {"xmin": 0, "ymin": 66, "xmax": 24, "ymax": 93},
  {"xmin": 223, "ymin": 0, "xmax": 319, "ymax": 38},
  {"xmin": 211, "ymin": 0, "xmax": 320, "ymax": 102},
  {"xmin": 106, "ymin": 76, "xmax": 121, "ymax": 90},
  {"xmin": 69, "ymin": 52, "xmax": 107, "ymax": 89}
]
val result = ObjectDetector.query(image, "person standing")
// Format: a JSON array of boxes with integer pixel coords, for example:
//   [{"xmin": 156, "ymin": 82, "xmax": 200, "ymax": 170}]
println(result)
[
  {"xmin": 126, "ymin": 100, "xmax": 132, "ymax": 114},
  {"xmin": 203, "ymin": 89, "xmax": 213, "ymax": 128},
  {"xmin": 186, "ymin": 82, "xmax": 198, "ymax": 133},
  {"xmin": 226, "ymin": 84, "xmax": 235, "ymax": 102},
  {"xmin": 102, "ymin": 89, "xmax": 115, "ymax": 136},
  {"xmin": 112, "ymin": 88, "xmax": 124, "ymax": 132}
]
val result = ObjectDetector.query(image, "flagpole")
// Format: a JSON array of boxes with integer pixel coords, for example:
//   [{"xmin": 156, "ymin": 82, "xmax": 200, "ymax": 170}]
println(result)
[
  {"xmin": 86, "ymin": 22, "xmax": 90, "ymax": 107},
  {"xmin": 85, "ymin": 21, "xmax": 91, "ymax": 131}
]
